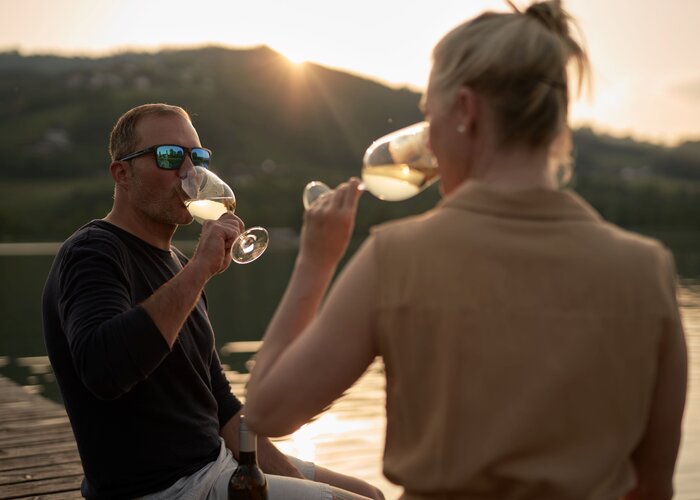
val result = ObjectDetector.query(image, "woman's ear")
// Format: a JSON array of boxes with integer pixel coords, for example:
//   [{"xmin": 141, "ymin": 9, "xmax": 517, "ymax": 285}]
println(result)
[{"xmin": 454, "ymin": 86, "xmax": 480, "ymax": 134}]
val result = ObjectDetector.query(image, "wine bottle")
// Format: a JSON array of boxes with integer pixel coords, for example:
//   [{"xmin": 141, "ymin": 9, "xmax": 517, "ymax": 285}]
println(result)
[{"xmin": 228, "ymin": 415, "xmax": 268, "ymax": 499}]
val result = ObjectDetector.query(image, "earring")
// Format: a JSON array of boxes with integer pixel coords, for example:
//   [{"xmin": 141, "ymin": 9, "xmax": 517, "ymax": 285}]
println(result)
[{"xmin": 456, "ymin": 124, "xmax": 466, "ymax": 134}]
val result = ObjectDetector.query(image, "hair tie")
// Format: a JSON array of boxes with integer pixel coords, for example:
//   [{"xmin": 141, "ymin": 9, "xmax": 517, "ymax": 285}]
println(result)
[{"xmin": 526, "ymin": 7, "xmax": 553, "ymax": 29}]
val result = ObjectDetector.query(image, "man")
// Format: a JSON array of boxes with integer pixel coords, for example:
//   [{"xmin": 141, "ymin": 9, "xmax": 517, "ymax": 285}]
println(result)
[{"xmin": 42, "ymin": 103, "xmax": 384, "ymax": 500}]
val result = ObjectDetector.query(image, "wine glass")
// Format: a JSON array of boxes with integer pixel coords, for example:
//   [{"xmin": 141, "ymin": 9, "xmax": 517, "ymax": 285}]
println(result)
[
  {"xmin": 302, "ymin": 180, "xmax": 332, "ymax": 210},
  {"xmin": 302, "ymin": 121, "xmax": 438, "ymax": 208},
  {"xmin": 362, "ymin": 121, "xmax": 438, "ymax": 200},
  {"xmin": 182, "ymin": 166, "xmax": 269, "ymax": 264}
]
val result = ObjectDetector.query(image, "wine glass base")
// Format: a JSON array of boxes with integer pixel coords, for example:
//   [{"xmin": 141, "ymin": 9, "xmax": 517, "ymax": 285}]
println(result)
[{"xmin": 231, "ymin": 227, "xmax": 269, "ymax": 264}]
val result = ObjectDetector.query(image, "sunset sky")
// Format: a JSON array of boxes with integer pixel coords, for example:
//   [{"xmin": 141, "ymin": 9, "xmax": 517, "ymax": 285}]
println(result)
[{"xmin": 2, "ymin": 0, "xmax": 698, "ymax": 145}]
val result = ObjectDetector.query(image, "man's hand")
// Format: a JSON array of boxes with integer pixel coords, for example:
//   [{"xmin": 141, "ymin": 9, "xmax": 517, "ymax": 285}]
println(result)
[
  {"xmin": 191, "ymin": 213, "xmax": 244, "ymax": 278},
  {"xmin": 140, "ymin": 211, "xmax": 243, "ymax": 349}
]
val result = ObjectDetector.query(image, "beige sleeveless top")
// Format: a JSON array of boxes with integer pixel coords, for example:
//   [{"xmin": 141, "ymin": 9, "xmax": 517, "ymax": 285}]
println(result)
[{"xmin": 370, "ymin": 182, "xmax": 682, "ymax": 500}]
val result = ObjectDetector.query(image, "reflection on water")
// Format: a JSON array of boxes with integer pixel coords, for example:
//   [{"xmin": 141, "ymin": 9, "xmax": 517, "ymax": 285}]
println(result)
[
  {"xmin": 676, "ymin": 282, "xmax": 700, "ymax": 500},
  {"xmin": 4, "ymin": 355, "xmax": 57, "ymax": 396},
  {"xmin": 226, "ymin": 357, "xmax": 399, "ymax": 496},
  {"xmin": 227, "ymin": 358, "xmax": 386, "ymax": 461}
]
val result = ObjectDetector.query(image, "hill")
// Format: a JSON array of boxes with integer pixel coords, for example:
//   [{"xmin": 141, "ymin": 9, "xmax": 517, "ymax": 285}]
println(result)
[
  {"xmin": 0, "ymin": 46, "xmax": 698, "ymax": 242},
  {"xmin": 0, "ymin": 46, "xmax": 422, "ymax": 179}
]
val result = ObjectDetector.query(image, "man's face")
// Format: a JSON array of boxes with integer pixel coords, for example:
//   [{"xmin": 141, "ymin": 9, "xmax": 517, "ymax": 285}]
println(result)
[{"xmin": 124, "ymin": 113, "xmax": 202, "ymax": 227}]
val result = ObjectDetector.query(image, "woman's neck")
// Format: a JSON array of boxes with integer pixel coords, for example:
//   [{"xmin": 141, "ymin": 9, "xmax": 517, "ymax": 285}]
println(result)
[{"xmin": 473, "ymin": 145, "xmax": 557, "ymax": 192}]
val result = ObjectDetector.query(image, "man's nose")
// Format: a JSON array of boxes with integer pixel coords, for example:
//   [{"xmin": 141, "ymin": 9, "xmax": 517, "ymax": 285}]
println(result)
[
  {"xmin": 179, "ymin": 157, "xmax": 195, "ymax": 180},
  {"xmin": 179, "ymin": 158, "xmax": 202, "ymax": 200}
]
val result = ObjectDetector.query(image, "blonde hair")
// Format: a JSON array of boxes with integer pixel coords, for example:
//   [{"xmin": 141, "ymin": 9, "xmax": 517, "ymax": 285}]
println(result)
[
  {"xmin": 109, "ymin": 103, "xmax": 192, "ymax": 161},
  {"xmin": 428, "ymin": 0, "xmax": 590, "ymax": 181}
]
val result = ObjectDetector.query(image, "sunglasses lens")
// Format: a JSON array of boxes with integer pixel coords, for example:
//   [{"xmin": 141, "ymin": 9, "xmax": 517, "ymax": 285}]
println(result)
[
  {"xmin": 191, "ymin": 148, "xmax": 211, "ymax": 168},
  {"xmin": 155, "ymin": 146, "xmax": 185, "ymax": 170}
]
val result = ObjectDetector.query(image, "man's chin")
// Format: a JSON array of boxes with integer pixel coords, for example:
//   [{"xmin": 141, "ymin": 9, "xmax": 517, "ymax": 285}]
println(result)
[
  {"xmin": 173, "ymin": 204, "xmax": 194, "ymax": 226},
  {"xmin": 176, "ymin": 214, "xmax": 195, "ymax": 226}
]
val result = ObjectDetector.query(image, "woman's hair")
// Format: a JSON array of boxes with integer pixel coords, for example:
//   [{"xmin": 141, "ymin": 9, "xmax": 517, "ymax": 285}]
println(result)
[
  {"xmin": 109, "ymin": 103, "xmax": 192, "ymax": 161},
  {"xmin": 429, "ymin": 0, "xmax": 590, "ymax": 181}
]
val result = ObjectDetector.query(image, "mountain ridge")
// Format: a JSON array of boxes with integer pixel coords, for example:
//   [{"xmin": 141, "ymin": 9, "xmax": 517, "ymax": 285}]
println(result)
[{"xmin": 1, "ymin": 45, "xmax": 698, "ymax": 181}]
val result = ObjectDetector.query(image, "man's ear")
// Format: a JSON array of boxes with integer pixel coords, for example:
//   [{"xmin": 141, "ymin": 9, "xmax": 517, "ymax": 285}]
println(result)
[{"xmin": 109, "ymin": 161, "xmax": 129, "ymax": 188}]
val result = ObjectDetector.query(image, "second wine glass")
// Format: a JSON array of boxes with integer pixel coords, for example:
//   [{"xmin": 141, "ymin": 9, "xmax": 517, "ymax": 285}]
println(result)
[
  {"xmin": 362, "ymin": 121, "xmax": 438, "ymax": 201},
  {"xmin": 183, "ymin": 166, "xmax": 269, "ymax": 264},
  {"xmin": 303, "ymin": 121, "xmax": 438, "ymax": 208},
  {"xmin": 302, "ymin": 180, "xmax": 332, "ymax": 210}
]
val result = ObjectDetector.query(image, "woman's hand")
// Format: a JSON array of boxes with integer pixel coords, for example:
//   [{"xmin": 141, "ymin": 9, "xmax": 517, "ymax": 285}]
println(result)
[{"xmin": 298, "ymin": 177, "xmax": 363, "ymax": 270}]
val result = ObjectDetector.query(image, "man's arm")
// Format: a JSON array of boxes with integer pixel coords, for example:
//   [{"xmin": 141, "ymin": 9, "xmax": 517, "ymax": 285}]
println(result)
[
  {"xmin": 58, "ymin": 214, "xmax": 242, "ymax": 400},
  {"xmin": 142, "ymin": 214, "xmax": 242, "ymax": 348}
]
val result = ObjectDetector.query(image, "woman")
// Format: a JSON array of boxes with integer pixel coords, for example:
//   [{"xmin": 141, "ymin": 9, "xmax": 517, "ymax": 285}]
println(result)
[{"xmin": 245, "ymin": 1, "xmax": 687, "ymax": 499}]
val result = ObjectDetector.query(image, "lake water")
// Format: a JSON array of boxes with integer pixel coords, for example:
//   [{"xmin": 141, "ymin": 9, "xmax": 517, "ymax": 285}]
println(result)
[{"xmin": 0, "ymin": 237, "xmax": 699, "ymax": 499}]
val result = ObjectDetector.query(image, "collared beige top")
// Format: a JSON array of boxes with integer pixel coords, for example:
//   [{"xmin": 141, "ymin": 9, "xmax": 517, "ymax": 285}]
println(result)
[{"xmin": 368, "ymin": 181, "xmax": 683, "ymax": 500}]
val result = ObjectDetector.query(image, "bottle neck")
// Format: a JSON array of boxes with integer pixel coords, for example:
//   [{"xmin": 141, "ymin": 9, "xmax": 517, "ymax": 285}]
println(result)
[
  {"xmin": 238, "ymin": 415, "xmax": 259, "ymax": 464},
  {"xmin": 238, "ymin": 450, "xmax": 258, "ymax": 466}
]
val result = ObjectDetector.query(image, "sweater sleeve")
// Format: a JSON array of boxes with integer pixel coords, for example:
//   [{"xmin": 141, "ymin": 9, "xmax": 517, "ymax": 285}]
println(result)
[
  {"xmin": 57, "ymin": 235, "xmax": 171, "ymax": 400},
  {"xmin": 210, "ymin": 347, "xmax": 242, "ymax": 428}
]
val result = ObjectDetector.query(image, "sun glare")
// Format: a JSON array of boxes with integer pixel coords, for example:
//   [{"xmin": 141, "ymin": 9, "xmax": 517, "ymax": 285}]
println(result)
[
  {"xmin": 286, "ymin": 54, "xmax": 307, "ymax": 66},
  {"xmin": 279, "ymin": 49, "xmax": 308, "ymax": 66}
]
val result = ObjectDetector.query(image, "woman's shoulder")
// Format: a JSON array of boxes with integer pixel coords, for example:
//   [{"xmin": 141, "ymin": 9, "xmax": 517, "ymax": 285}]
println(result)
[
  {"xmin": 595, "ymin": 222, "xmax": 671, "ymax": 261},
  {"xmin": 370, "ymin": 207, "xmax": 444, "ymax": 238}
]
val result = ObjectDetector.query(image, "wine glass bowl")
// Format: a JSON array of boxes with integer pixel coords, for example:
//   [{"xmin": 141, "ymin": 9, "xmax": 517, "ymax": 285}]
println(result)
[
  {"xmin": 182, "ymin": 166, "xmax": 269, "ymax": 264},
  {"xmin": 302, "ymin": 181, "xmax": 332, "ymax": 210},
  {"xmin": 361, "ymin": 121, "xmax": 438, "ymax": 201}
]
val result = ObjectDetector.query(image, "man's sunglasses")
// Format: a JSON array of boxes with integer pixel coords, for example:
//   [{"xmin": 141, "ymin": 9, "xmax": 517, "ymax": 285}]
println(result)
[{"xmin": 118, "ymin": 144, "xmax": 212, "ymax": 170}]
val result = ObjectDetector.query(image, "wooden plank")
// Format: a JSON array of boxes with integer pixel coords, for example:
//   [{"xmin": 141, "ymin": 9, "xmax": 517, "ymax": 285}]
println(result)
[
  {"xmin": 0, "ymin": 475, "xmax": 82, "ymax": 499},
  {"xmin": 0, "ymin": 420, "xmax": 72, "ymax": 436},
  {"xmin": 0, "ymin": 462, "xmax": 84, "ymax": 486},
  {"xmin": 0, "ymin": 441, "xmax": 79, "ymax": 461},
  {"xmin": 0, "ymin": 408, "xmax": 68, "ymax": 423},
  {"xmin": 0, "ymin": 428, "xmax": 76, "ymax": 449},
  {"xmin": 0, "ymin": 451, "xmax": 82, "ymax": 473},
  {"xmin": 17, "ymin": 491, "xmax": 83, "ymax": 500}
]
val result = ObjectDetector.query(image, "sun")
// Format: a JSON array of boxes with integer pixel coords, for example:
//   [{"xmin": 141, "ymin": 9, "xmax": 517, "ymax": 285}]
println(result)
[
  {"xmin": 269, "ymin": 41, "xmax": 313, "ymax": 66},
  {"xmin": 280, "ymin": 50, "xmax": 308, "ymax": 66}
]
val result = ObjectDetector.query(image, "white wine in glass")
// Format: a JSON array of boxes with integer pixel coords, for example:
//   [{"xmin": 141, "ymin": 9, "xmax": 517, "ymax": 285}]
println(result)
[
  {"xmin": 183, "ymin": 167, "xmax": 269, "ymax": 264},
  {"xmin": 361, "ymin": 121, "xmax": 438, "ymax": 201},
  {"xmin": 302, "ymin": 121, "xmax": 438, "ymax": 208}
]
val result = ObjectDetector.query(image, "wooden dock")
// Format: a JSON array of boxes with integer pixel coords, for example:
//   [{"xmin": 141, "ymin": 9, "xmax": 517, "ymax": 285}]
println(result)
[{"xmin": 0, "ymin": 375, "xmax": 83, "ymax": 499}]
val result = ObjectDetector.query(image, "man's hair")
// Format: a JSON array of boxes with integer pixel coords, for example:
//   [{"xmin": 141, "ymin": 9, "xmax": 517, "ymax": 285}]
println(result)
[{"xmin": 109, "ymin": 103, "xmax": 192, "ymax": 161}]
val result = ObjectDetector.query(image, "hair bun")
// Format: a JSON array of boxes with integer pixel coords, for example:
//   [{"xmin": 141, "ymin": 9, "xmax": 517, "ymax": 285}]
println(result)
[{"xmin": 525, "ymin": 1, "xmax": 569, "ymax": 37}]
